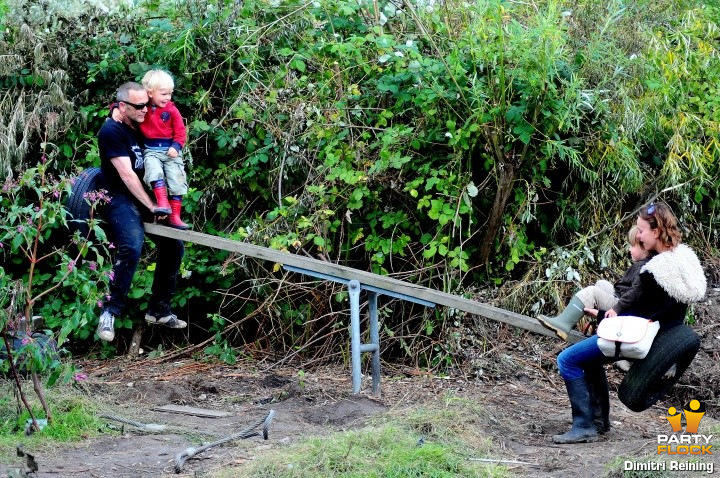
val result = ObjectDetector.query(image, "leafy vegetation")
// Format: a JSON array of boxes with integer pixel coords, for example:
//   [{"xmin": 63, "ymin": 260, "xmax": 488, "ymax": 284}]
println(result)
[
  {"xmin": 0, "ymin": 151, "xmax": 111, "ymax": 425},
  {"xmin": 0, "ymin": 0, "xmax": 718, "ymax": 368}
]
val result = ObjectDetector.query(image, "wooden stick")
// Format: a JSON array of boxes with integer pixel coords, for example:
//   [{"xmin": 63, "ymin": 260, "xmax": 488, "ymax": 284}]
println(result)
[
  {"xmin": 468, "ymin": 458, "xmax": 537, "ymax": 466},
  {"xmin": 144, "ymin": 223, "xmax": 584, "ymax": 342}
]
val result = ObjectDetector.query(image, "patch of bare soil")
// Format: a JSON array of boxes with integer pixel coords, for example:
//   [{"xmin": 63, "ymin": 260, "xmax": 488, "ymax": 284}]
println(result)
[{"xmin": 2, "ymin": 289, "xmax": 719, "ymax": 478}]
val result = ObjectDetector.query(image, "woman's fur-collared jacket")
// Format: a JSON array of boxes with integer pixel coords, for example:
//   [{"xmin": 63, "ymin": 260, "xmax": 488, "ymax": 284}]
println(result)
[{"xmin": 619, "ymin": 243, "xmax": 707, "ymax": 330}]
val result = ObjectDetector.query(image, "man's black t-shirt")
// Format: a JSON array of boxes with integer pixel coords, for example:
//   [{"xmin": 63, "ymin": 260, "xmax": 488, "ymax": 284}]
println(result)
[{"xmin": 98, "ymin": 120, "xmax": 145, "ymax": 195}]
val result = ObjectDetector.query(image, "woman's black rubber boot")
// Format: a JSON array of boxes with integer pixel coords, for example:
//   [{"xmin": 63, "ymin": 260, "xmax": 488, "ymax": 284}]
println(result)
[
  {"xmin": 553, "ymin": 377, "xmax": 599, "ymax": 444},
  {"xmin": 587, "ymin": 369, "xmax": 610, "ymax": 434}
]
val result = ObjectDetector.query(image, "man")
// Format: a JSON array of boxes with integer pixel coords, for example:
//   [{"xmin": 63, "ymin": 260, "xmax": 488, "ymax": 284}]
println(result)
[{"xmin": 96, "ymin": 82, "xmax": 187, "ymax": 342}]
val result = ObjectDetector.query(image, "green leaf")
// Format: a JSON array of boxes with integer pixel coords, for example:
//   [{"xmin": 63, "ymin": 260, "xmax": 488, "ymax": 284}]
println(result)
[
  {"xmin": 422, "ymin": 244, "xmax": 437, "ymax": 259},
  {"xmin": 694, "ymin": 188, "xmax": 705, "ymax": 203},
  {"xmin": 291, "ymin": 58, "xmax": 306, "ymax": 72},
  {"xmin": 12, "ymin": 234, "xmax": 24, "ymax": 251},
  {"xmin": 46, "ymin": 368, "xmax": 61, "ymax": 387},
  {"xmin": 513, "ymin": 123, "xmax": 534, "ymax": 144},
  {"xmin": 377, "ymin": 80, "xmax": 398, "ymax": 94}
]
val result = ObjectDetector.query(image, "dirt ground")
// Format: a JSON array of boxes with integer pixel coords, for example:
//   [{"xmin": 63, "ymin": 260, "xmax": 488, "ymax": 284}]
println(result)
[{"xmin": 2, "ymin": 289, "xmax": 719, "ymax": 478}]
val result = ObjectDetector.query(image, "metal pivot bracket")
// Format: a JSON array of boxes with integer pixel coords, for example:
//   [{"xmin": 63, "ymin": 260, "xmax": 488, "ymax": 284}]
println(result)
[{"xmin": 284, "ymin": 265, "xmax": 436, "ymax": 396}]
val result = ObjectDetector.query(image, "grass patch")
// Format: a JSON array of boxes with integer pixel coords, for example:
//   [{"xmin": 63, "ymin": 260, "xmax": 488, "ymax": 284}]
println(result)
[
  {"xmin": 0, "ymin": 380, "xmax": 102, "ymax": 464},
  {"xmin": 217, "ymin": 395, "xmax": 507, "ymax": 478}
]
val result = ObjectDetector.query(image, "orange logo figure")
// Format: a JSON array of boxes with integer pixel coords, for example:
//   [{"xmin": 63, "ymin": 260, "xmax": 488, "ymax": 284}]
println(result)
[
  {"xmin": 684, "ymin": 400, "xmax": 705, "ymax": 434},
  {"xmin": 658, "ymin": 400, "xmax": 712, "ymax": 457},
  {"xmin": 666, "ymin": 406, "xmax": 683, "ymax": 433}
]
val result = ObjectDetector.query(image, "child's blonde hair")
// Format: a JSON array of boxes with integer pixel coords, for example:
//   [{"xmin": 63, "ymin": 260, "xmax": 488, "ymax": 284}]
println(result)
[
  {"xmin": 142, "ymin": 69, "xmax": 174, "ymax": 92},
  {"xmin": 627, "ymin": 225, "xmax": 641, "ymax": 246}
]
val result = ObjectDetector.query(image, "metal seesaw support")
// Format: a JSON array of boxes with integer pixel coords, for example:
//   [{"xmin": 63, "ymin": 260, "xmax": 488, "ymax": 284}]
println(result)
[{"xmin": 284, "ymin": 265, "xmax": 435, "ymax": 396}]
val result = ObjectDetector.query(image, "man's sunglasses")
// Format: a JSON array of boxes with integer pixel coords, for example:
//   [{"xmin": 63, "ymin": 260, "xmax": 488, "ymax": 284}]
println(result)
[{"xmin": 120, "ymin": 100, "xmax": 148, "ymax": 110}]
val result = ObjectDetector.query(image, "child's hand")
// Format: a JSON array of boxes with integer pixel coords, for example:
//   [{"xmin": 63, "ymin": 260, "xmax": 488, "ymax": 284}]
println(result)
[
  {"xmin": 111, "ymin": 108, "xmax": 123, "ymax": 123},
  {"xmin": 167, "ymin": 147, "xmax": 179, "ymax": 158},
  {"xmin": 584, "ymin": 307, "xmax": 599, "ymax": 318}
]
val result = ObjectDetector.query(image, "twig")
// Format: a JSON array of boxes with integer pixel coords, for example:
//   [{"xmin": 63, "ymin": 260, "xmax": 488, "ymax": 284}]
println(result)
[
  {"xmin": 3, "ymin": 336, "xmax": 39, "ymax": 432},
  {"xmin": 32, "ymin": 372, "xmax": 53, "ymax": 423},
  {"xmin": 99, "ymin": 413, "xmax": 167, "ymax": 432},
  {"xmin": 99, "ymin": 413, "xmax": 223, "ymax": 439},
  {"xmin": 43, "ymin": 469, "xmax": 93, "ymax": 475},
  {"xmin": 468, "ymin": 457, "xmax": 538, "ymax": 466},
  {"xmin": 2, "ymin": 285, "xmax": 40, "ymax": 432}
]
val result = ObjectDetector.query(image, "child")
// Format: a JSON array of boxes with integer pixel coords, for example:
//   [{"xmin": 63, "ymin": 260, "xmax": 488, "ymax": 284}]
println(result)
[
  {"xmin": 538, "ymin": 225, "xmax": 651, "ymax": 341},
  {"xmin": 112, "ymin": 69, "xmax": 189, "ymax": 229}
]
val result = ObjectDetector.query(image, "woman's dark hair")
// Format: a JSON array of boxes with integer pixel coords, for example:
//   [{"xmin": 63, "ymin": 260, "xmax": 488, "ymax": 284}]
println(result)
[{"xmin": 638, "ymin": 202, "xmax": 682, "ymax": 248}]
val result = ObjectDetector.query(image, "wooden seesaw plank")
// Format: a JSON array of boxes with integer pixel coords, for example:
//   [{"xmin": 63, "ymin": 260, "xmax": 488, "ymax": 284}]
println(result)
[{"xmin": 144, "ymin": 223, "xmax": 583, "ymax": 343}]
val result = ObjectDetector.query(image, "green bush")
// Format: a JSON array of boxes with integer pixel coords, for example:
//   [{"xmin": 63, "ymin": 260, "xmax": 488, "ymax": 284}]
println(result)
[{"xmin": 0, "ymin": 0, "xmax": 717, "ymax": 364}]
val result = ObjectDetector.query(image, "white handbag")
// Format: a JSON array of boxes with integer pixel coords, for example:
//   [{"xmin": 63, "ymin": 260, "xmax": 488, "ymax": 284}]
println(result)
[{"xmin": 597, "ymin": 315, "xmax": 660, "ymax": 360}]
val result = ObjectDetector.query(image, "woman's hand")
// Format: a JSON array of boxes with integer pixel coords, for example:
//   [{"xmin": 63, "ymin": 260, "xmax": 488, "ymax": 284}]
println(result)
[
  {"xmin": 584, "ymin": 307, "xmax": 599, "ymax": 318},
  {"xmin": 605, "ymin": 308, "xmax": 618, "ymax": 318}
]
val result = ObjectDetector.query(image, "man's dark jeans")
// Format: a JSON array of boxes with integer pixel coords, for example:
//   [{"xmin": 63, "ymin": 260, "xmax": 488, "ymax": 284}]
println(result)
[{"xmin": 102, "ymin": 193, "xmax": 184, "ymax": 317}]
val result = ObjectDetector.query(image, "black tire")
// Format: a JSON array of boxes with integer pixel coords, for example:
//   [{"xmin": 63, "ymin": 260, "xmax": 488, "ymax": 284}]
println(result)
[
  {"xmin": 618, "ymin": 324, "xmax": 700, "ymax": 412},
  {"xmin": 66, "ymin": 167, "xmax": 104, "ymax": 238}
]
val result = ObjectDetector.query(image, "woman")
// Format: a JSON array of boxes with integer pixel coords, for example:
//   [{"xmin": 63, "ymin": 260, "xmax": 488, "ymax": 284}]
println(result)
[{"xmin": 553, "ymin": 202, "xmax": 706, "ymax": 444}]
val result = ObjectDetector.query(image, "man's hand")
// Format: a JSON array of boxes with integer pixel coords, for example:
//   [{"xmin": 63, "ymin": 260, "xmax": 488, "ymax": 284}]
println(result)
[
  {"xmin": 110, "ymin": 156, "xmax": 158, "ymax": 213},
  {"xmin": 167, "ymin": 147, "xmax": 179, "ymax": 158}
]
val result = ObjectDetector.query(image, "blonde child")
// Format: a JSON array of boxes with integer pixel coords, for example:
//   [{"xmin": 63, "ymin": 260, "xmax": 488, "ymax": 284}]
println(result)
[{"xmin": 538, "ymin": 225, "xmax": 651, "ymax": 340}]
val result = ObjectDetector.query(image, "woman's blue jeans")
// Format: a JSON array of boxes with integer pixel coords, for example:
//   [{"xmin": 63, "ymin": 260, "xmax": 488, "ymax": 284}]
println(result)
[
  {"xmin": 557, "ymin": 335, "xmax": 615, "ymax": 381},
  {"xmin": 102, "ymin": 193, "xmax": 184, "ymax": 316}
]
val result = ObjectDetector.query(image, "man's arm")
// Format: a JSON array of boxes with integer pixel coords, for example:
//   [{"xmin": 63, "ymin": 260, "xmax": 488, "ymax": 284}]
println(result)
[{"xmin": 110, "ymin": 156, "xmax": 158, "ymax": 213}]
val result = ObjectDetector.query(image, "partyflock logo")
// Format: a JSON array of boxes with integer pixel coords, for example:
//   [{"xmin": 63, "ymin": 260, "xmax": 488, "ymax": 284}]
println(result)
[
  {"xmin": 625, "ymin": 399, "xmax": 713, "ymax": 474},
  {"xmin": 657, "ymin": 400, "xmax": 712, "ymax": 455}
]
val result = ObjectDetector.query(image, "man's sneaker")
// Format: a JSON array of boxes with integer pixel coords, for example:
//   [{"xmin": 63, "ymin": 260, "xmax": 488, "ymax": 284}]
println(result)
[
  {"xmin": 145, "ymin": 311, "xmax": 187, "ymax": 329},
  {"xmin": 97, "ymin": 310, "xmax": 116, "ymax": 342}
]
